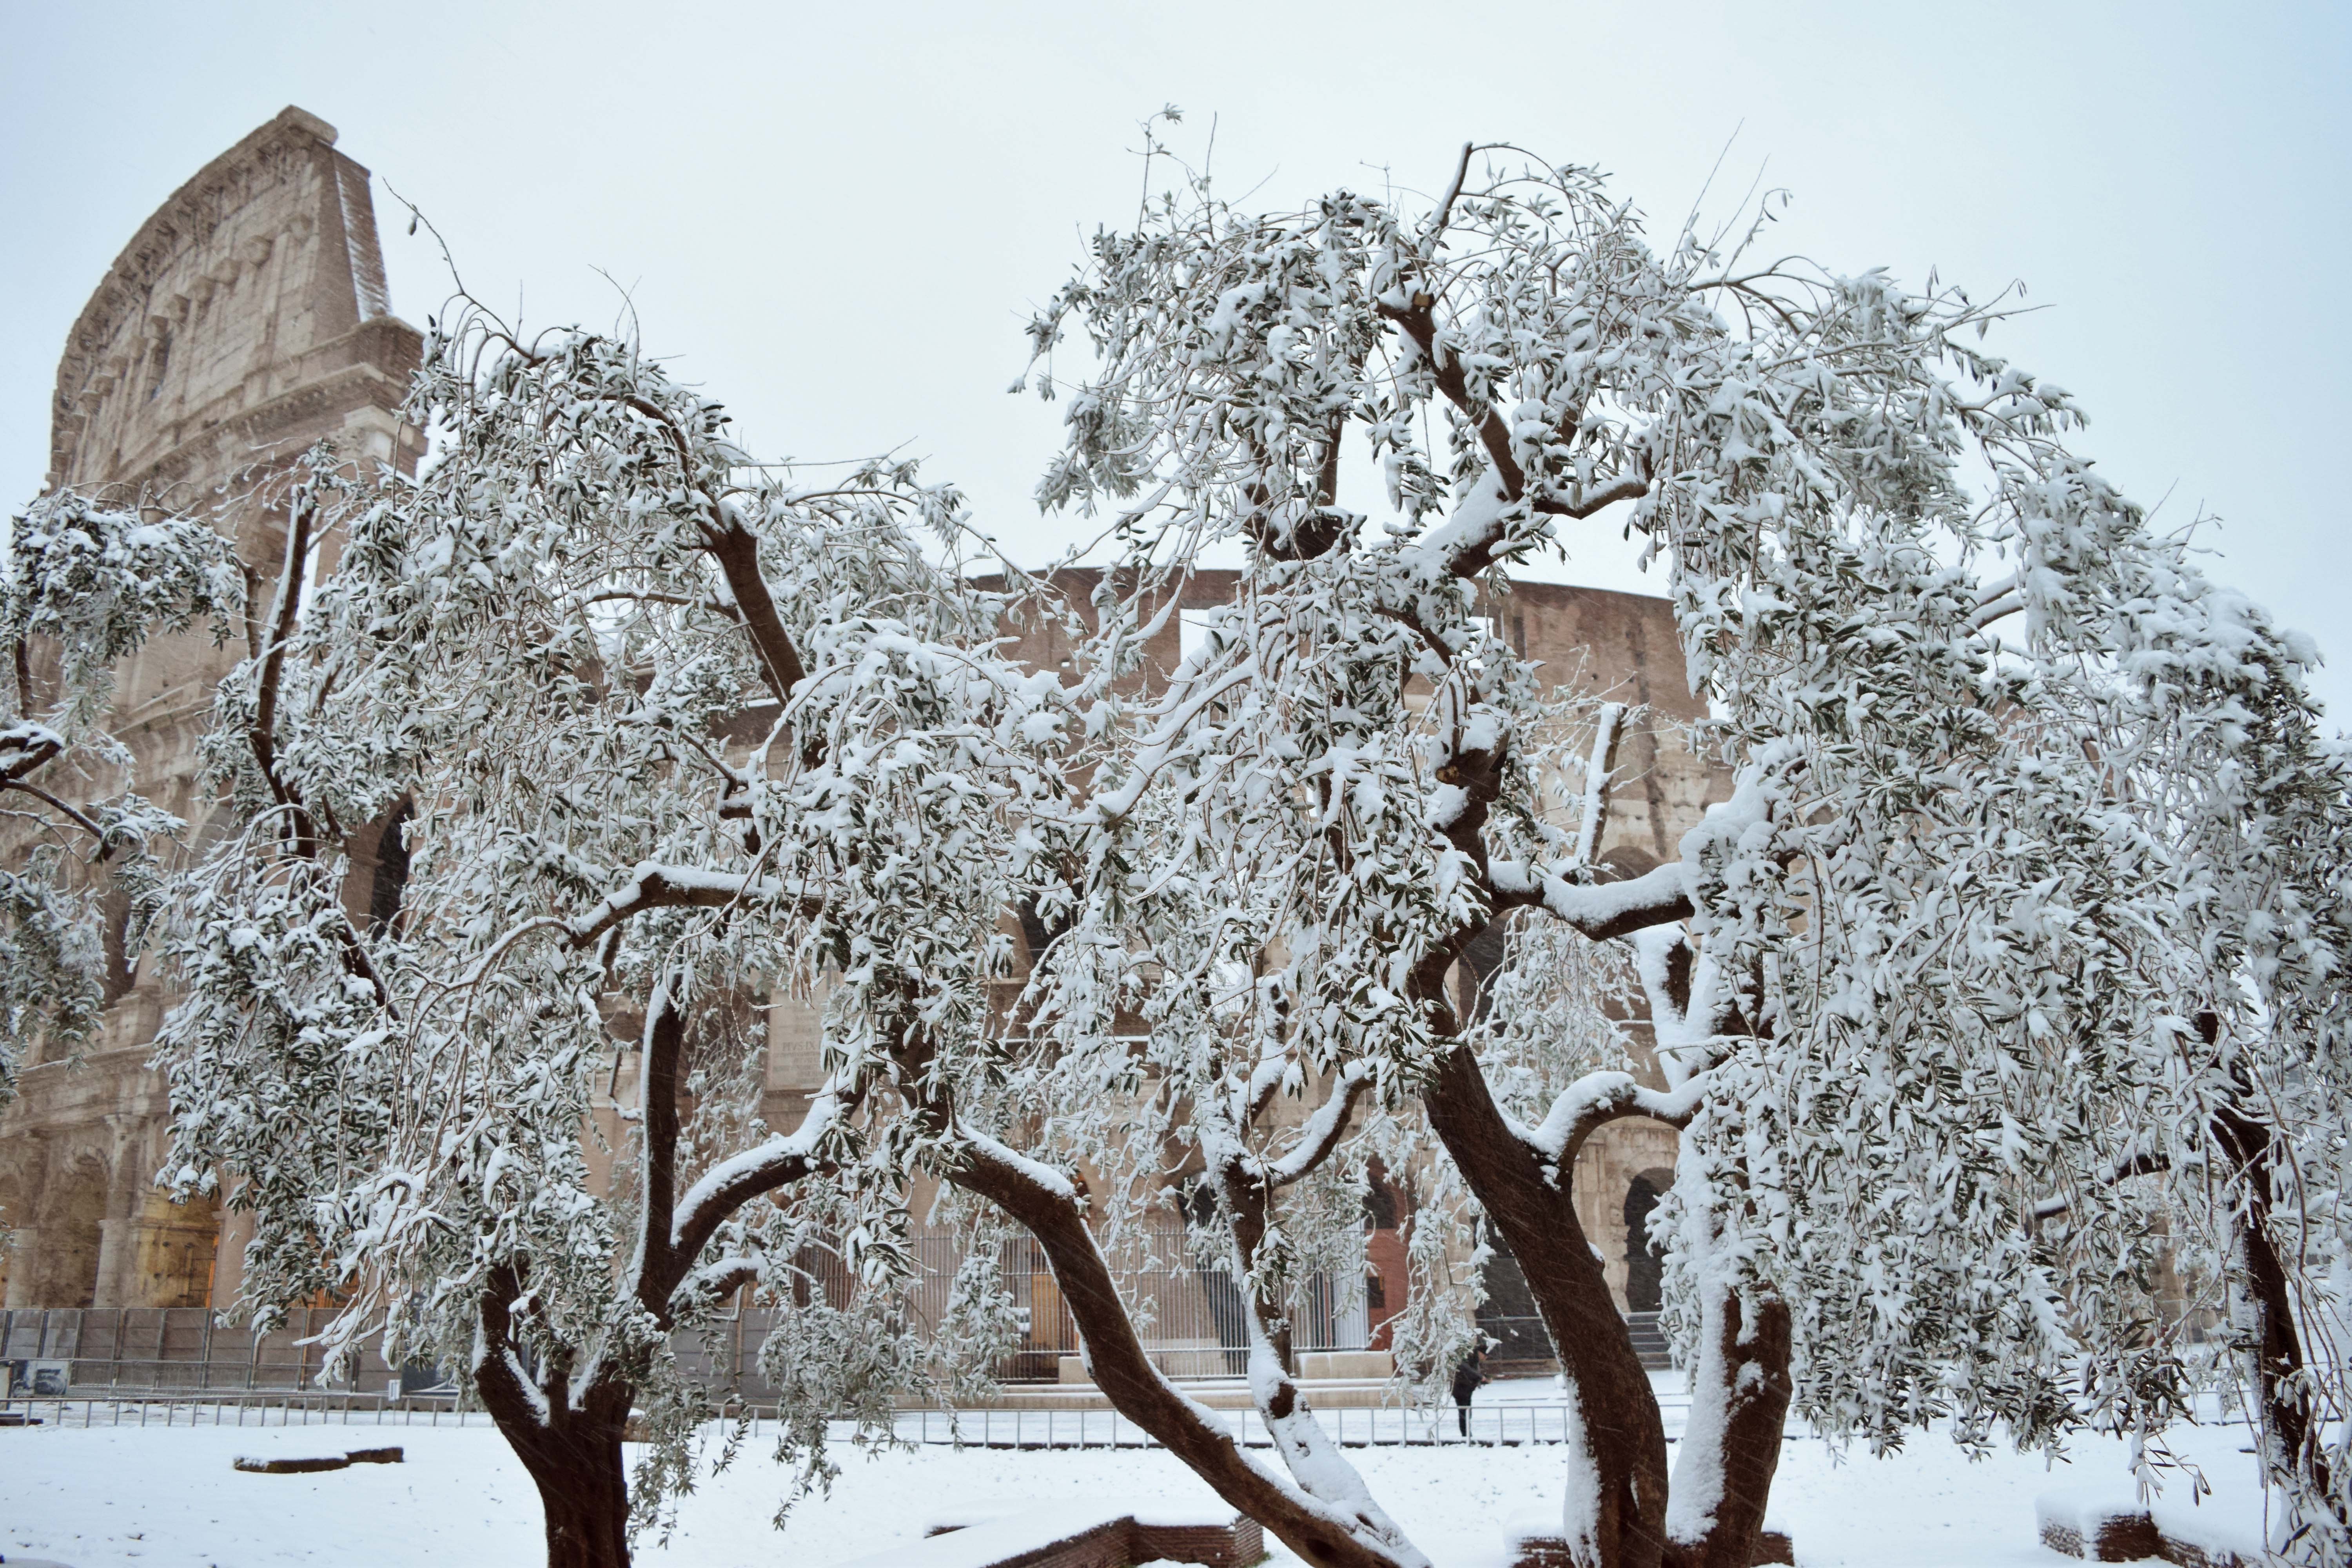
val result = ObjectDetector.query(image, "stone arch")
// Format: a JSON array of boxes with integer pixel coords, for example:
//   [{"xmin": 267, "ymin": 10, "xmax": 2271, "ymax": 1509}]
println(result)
[
  {"xmin": 36, "ymin": 1153, "xmax": 112, "ymax": 1307},
  {"xmin": 1599, "ymin": 844, "xmax": 1660, "ymax": 880},
  {"xmin": 1623, "ymin": 1165, "xmax": 1675, "ymax": 1313},
  {"xmin": 365, "ymin": 795, "xmax": 414, "ymax": 933}
]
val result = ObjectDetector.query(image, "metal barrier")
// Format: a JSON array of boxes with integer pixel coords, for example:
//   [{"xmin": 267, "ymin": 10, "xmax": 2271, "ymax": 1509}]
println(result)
[
  {"xmin": 0, "ymin": 1392, "xmax": 486, "ymax": 1429},
  {"xmin": 889, "ymin": 1400, "xmax": 1690, "ymax": 1448},
  {"xmin": 1, "ymin": 1225, "xmax": 1376, "ymax": 1394},
  {"xmin": 0, "ymin": 1392, "xmax": 1665, "ymax": 1447}
]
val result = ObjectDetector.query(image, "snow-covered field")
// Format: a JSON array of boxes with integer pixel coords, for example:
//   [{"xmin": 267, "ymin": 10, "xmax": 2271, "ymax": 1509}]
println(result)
[{"xmin": 0, "ymin": 1408, "xmax": 2275, "ymax": 1568}]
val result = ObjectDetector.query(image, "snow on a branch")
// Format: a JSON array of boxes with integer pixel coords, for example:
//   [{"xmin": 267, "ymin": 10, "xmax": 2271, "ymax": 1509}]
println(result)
[
  {"xmin": 566, "ymin": 862, "xmax": 811, "ymax": 946},
  {"xmin": 1492, "ymin": 858, "xmax": 1693, "ymax": 940},
  {"xmin": 1517, "ymin": 1071, "xmax": 1707, "ymax": 1164},
  {"xmin": 669, "ymin": 1080, "xmax": 850, "ymax": 1252}
]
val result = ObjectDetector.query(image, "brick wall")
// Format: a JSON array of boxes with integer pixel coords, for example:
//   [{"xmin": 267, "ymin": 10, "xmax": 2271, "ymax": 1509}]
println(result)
[
  {"xmin": 915, "ymin": 1511, "xmax": 1266, "ymax": 1568},
  {"xmin": 1132, "ymin": 1517, "xmax": 1265, "ymax": 1568}
]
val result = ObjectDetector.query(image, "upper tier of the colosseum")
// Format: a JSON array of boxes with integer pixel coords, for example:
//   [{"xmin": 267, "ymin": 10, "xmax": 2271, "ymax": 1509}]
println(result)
[{"xmin": 47, "ymin": 105, "xmax": 421, "ymax": 503}]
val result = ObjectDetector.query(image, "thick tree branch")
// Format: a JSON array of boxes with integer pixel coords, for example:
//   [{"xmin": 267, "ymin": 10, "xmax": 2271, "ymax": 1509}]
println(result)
[
  {"xmin": 696, "ymin": 515, "xmax": 810, "ymax": 708},
  {"xmin": 566, "ymin": 863, "xmax": 814, "ymax": 948},
  {"xmin": 1372, "ymin": 297, "xmax": 1646, "ymax": 580},
  {"xmin": 677, "ymin": 1257, "xmax": 763, "ymax": 1307},
  {"xmin": 880, "ymin": 1003, "xmax": 1416, "ymax": 1568},
  {"xmin": 1263, "ymin": 1061, "xmax": 1373, "ymax": 1187},
  {"xmin": 1419, "ymin": 1036, "xmax": 1673, "ymax": 1568},
  {"xmin": 949, "ymin": 1126, "xmax": 1420, "ymax": 1568},
  {"xmin": 248, "ymin": 496, "xmax": 319, "ymax": 847},
  {"xmin": 0, "ymin": 721, "xmax": 59, "ymax": 781},
  {"xmin": 0, "ymin": 775, "xmax": 113, "ymax": 849},
  {"xmin": 666, "ymin": 1076, "xmax": 860, "ymax": 1276},
  {"xmin": 472, "ymin": 1261, "xmax": 551, "ymax": 1430},
  {"xmin": 329, "ymin": 915, "xmax": 399, "ymax": 1019},
  {"xmin": 1376, "ymin": 296, "xmax": 1525, "ymax": 509},
  {"xmin": 1492, "ymin": 857, "xmax": 1697, "ymax": 941},
  {"xmin": 1574, "ymin": 701, "xmax": 1628, "ymax": 867},
  {"xmin": 2210, "ymin": 1092, "xmax": 2336, "ymax": 1514},
  {"xmin": 634, "ymin": 977, "xmax": 688, "ymax": 1316},
  {"xmin": 1664, "ymin": 1285, "xmax": 1793, "ymax": 1568},
  {"xmin": 1204, "ymin": 1116, "xmax": 1428, "ymax": 1568},
  {"xmin": 1312, "ymin": 414, "xmax": 1347, "ymax": 510},
  {"xmin": 543, "ymin": 364, "xmax": 815, "ymax": 724},
  {"xmin": 1519, "ymin": 1069, "xmax": 1707, "ymax": 1171},
  {"xmin": 1532, "ymin": 472, "xmax": 1651, "ymax": 521},
  {"xmin": 1967, "ymin": 592, "xmax": 2024, "ymax": 633}
]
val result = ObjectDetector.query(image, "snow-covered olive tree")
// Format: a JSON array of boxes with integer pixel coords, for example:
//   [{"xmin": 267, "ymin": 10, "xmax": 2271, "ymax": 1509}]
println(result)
[
  {"xmin": 150, "ymin": 346, "xmax": 1062, "ymax": 1568},
  {"xmin": 1007, "ymin": 140, "xmax": 2352, "ymax": 1568},
  {"xmin": 0, "ymin": 492, "xmax": 240, "ymax": 1100},
  {"xmin": 144, "ymin": 312, "xmax": 1488, "ymax": 1568}
]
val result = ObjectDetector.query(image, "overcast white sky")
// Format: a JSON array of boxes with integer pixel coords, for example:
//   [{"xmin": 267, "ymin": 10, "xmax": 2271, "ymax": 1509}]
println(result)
[{"xmin": 5, "ymin": 0, "xmax": 2345, "ymax": 725}]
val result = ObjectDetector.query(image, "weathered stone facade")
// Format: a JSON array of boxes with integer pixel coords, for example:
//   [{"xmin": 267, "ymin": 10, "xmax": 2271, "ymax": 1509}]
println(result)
[
  {"xmin": 0, "ymin": 107, "xmax": 423, "ymax": 1310},
  {"xmin": 2, "ymin": 109, "xmax": 1714, "ymax": 1354}
]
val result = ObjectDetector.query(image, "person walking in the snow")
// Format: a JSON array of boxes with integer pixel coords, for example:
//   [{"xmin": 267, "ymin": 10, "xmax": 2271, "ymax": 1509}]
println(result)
[{"xmin": 1451, "ymin": 1347, "xmax": 1484, "ymax": 1438}]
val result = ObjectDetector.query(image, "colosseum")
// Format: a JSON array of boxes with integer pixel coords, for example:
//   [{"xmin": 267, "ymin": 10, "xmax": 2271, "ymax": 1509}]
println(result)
[
  {"xmin": 0, "ymin": 106, "xmax": 423, "ymax": 1312},
  {"xmin": 1, "ymin": 108, "xmax": 1717, "ymax": 1389}
]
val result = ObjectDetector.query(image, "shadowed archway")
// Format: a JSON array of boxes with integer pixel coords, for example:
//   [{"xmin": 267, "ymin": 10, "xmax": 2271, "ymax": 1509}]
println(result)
[{"xmin": 1623, "ymin": 1165, "xmax": 1674, "ymax": 1313}]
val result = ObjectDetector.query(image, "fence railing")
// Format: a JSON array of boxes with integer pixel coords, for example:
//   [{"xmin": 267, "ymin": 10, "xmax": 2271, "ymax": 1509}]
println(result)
[
  {"xmin": 2, "ymin": 1224, "xmax": 1376, "ymax": 1395},
  {"xmin": 0, "ymin": 1392, "xmax": 489, "ymax": 1429},
  {"xmin": 0, "ymin": 1392, "xmax": 1666, "ymax": 1447}
]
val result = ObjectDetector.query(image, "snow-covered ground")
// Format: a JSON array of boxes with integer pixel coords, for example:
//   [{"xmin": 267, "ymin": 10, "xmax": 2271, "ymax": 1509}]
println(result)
[{"xmin": 0, "ymin": 1406, "xmax": 2273, "ymax": 1568}]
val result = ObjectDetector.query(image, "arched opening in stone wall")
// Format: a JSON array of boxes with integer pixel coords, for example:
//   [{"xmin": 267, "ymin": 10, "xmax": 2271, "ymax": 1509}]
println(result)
[
  {"xmin": 366, "ymin": 795, "xmax": 414, "ymax": 935},
  {"xmin": 1623, "ymin": 1165, "xmax": 1675, "ymax": 1313},
  {"xmin": 1474, "ymin": 1227, "xmax": 1553, "ymax": 1373},
  {"xmin": 37, "ymin": 1158, "xmax": 111, "ymax": 1307}
]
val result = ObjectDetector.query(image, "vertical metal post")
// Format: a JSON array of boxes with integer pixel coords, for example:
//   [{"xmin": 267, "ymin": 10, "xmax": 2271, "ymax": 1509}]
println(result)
[{"xmin": 733, "ymin": 1293, "xmax": 746, "ymax": 1394}]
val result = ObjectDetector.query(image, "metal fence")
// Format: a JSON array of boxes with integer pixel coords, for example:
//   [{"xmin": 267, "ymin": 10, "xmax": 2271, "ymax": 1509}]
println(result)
[
  {"xmin": 0, "ymin": 1305, "xmax": 392, "ymax": 1396},
  {"xmin": 0, "ymin": 1392, "xmax": 492, "ymax": 1429},
  {"xmin": 0, "ymin": 1392, "xmax": 1678, "ymax": 1447},
  {"xmin": 1, "ymin": 1223, "xmax": 1373, "ymax": 1397}
]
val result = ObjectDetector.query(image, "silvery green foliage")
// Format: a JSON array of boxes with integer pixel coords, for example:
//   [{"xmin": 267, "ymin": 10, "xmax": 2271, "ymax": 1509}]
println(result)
[
  {"xmin": 3, "ymin": 491, "xmax": 244, "ymax": 729},
  {"xmin": 0, "ymin": 491, "xmax": 240, "ymax": 1093},
  {"xmin": 1019, "ymin": 144, "xmax": 2347, "ymax": 1558},
  {"xmin": 1376, "ymin": 1158, "xmax": 1490, "ymax": 1413},
  {"xmin": 0, "ymin": 853, "xmax": 107, "ymax": 1090},
  {"xmin": 153, "ymin": 315, "xmax": 1075, "ymax": 1540},
  {"xmin": 1630, "ymin": 224, "xmax": 2352, "ymax": 1551},
  {"xmin": 929, "ymin": 1233, "xmax": 1027, "ymax": 1406}
]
